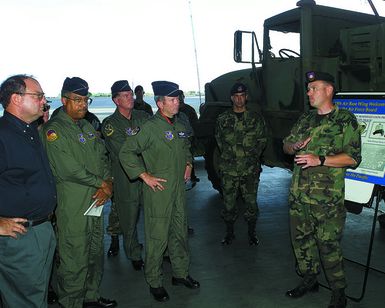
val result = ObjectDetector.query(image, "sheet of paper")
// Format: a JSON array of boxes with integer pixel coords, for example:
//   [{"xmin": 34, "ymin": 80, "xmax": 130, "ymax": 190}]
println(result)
[{"xmin": 84, "ymin": 200, "xmax": 104, "ymax": 217}]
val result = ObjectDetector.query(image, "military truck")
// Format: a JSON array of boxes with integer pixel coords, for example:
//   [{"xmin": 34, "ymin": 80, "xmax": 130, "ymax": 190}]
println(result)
[{"xmin": 196, "ymin": 0, "xmax": 385, "ymax": 190}]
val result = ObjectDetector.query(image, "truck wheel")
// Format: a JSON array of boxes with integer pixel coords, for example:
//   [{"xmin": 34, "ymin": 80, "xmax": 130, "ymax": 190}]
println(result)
[{"xmin": 203, "ymin": 138, "xmax": 222, "ymax": 193}]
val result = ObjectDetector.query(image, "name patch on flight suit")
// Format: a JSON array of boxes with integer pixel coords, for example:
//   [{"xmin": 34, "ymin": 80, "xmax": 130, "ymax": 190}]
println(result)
[
  {"xmin": 164, "ymin": 131, "xmax": 174, "ymax": 140},
  {"xmin": 104, "ymin": 124, "xmax": 114, "ymax": 137},
  {"xmin": 177, "ymin": 131, "xmax": 189, "ymax": 138},
  {"xmin": 46, "ymin": 129, "xmax": 58, "ymax": 142},
  {"xmin": 78, "ymin": 133, "xmax": 86, "ymax": 144},
  {"xmin": 126, "ymin": 127, "xmax": 140, "ymax": 136}
]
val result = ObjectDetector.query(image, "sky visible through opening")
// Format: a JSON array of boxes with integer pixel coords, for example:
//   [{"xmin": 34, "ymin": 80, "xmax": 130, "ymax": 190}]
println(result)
[{"xmin": 1, "ymin": 0, "xmax": 384, "ymax": 96}]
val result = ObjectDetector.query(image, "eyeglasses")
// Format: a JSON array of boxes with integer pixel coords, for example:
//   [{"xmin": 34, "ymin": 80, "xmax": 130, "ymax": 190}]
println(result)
[
  {"xmin": 63, "ymin": 96, "xmax": 93, "ymax": 105},
  {"xmin": 17, "ymin": 92, "xmax": 46, "ymax": 101}
]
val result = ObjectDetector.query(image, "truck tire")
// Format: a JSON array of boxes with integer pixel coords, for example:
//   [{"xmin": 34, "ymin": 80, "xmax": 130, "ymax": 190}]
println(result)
[{"xmin": 203, "ymin": 138, "xmax": 222, "ymax": 193}]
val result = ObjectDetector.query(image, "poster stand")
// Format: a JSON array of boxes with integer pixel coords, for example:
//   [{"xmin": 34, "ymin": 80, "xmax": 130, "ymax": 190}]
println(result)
[
  {"xmin": 319, "ymin": 185, "xmax": 384, "ymax": 302},
  {"xmin": 330, "ymin": 92, "xmax": 385, "ymax": 301},
  {"xmin": 345, "ymin": 185, "xmax": 385, "ymax": 302}
]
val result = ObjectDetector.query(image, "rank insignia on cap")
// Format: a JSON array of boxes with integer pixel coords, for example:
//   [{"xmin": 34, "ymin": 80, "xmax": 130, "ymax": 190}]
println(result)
[
  {"xmin": 46, "ymin": 129, "xmax": 58, "ymax": 142},
  {"xmin": 230, "ymin": 82, "xmax": 247, "ymax": 95},
  {"xmin": 104, "ymin": 124, "xmax": 114, "ymax": 137},
  {"xmin": 307, "ymin": 71, "xmax": 316, "ymax": 81},
  {"xmin": 87, "ymin": 132, "xmax": 95, "ymax": 139},
  {"xmin": 305, "ymin": 71, "xmax": 335, "ymax": 84},
  {"xmin": 78, "ymin": 133, "xmax": 86, "ymax": 144},
  {"xmin": 178, "ymin": 131, "xmax": 188, "ymax": 138},
  {"xmin": 165, "ymin": 131, "xmax": 174, "ymax": 140},
  {"xmin": 126, "ymin": 127, "xmax": 140, "ymax": 136}
]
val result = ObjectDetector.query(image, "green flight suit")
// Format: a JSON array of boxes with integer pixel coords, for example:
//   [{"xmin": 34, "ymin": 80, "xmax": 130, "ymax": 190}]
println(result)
[
  {"xmin": 102, "ymin": 109, "xmax": 150, "ymax": 261},
  {"xmin": 284, "ymin": 106, "xmax": 362, "ymax": 289},
  {"xmin": 119, "ymin": 111, "xmax": 192, "ymax": 287},
  {"xmin": 41, "ymin": 109, "xmax": 111, "ymax": 308},
  {"xmin": 215, "ymin": 109, "xmax": 267, "ymax": 222}
]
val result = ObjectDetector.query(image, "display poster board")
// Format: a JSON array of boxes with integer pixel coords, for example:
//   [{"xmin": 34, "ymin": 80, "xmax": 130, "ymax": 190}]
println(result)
[{"xmin": 334, "ymin": 92, "xmax": 385, "ymax": 192}]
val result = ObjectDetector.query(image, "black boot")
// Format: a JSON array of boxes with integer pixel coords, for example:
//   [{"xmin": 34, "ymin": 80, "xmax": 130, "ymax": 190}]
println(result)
[
  {"xmin": 286, "ymin": 274, "xmax": 319, "ymax": 298},
  {"xmin": 248, "ymin": 221, "xmax": 259, "ymax": 246},
  {"xmin": 221, "ymin": 221, "xmax": 235, "ymax": 245},
  {"xmin": 107, "ymin": 235, "xmax": 119, "ymax": 257},
  {"xmin": 47, "ymin": 285, "xmax": 58, "ymax": 304},
  {"xmin": 328, "ymin": 288, "xmax": 347, "ymax": 308}
]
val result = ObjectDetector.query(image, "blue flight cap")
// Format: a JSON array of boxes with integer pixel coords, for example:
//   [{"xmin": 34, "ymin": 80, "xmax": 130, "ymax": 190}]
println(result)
[
  {"xmin": 111, "ymin": 80, "xmax": 132, "ymax": 95},
  {"xmin": 151, "ymin": 81, "xmax": 180, "ymax": 97},
  {"xmin": 62, "ymin": 77, "xmax": 89, "ymax": 96}
]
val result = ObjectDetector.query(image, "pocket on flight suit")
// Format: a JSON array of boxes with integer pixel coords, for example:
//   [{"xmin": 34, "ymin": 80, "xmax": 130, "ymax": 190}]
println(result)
[{"xmin": 148, "ymin": 217, "xmax": 169, "ymax": 240}]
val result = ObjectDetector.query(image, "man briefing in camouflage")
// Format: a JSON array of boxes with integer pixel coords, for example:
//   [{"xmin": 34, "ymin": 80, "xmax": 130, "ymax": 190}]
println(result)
[
  {"xmin": 102, "ymin": 80, "xmax": 150, "ymax": 270},
  {"xmin": 215, "ymin": 82, "xmax": 267, "ymax": 246},
  {"xmin": 283, "ymin": 71, "xmax": 362, "ymax": 308}
]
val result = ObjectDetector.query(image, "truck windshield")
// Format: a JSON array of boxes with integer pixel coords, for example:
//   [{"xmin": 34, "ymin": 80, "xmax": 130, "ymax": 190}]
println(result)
[{"xmin": 268, "ymin": 30, "xmax": 300, "ymax": 58}]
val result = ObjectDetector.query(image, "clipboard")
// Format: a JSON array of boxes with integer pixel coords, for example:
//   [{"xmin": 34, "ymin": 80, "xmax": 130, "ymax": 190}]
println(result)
[{"xmin": 83, "ymin": 199, "xmax": 104, "ymax": 217}]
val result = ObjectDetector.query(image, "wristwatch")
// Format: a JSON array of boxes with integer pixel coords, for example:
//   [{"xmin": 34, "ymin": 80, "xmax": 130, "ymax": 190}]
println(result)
[{"xmin": 319, "ymin": 155, "xmax": 326, "ymax": 166}]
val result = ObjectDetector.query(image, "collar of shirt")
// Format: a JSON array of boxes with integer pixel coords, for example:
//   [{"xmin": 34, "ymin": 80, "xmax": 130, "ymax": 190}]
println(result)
[{"xmin": 3, "ymin": 111, "xmax": 39, "ymax": 134}]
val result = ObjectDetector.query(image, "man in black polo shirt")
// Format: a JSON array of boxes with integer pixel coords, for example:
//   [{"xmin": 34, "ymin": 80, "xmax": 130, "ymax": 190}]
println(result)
[{"xmin": 0, "ymin": 74, "xmax": 57, "ymax": 307}]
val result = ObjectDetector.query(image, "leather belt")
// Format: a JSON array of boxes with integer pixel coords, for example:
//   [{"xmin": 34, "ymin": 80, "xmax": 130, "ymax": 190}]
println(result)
[{"xmin": 21, "ymin": 213, "xmax": 53, "ymax": 228}]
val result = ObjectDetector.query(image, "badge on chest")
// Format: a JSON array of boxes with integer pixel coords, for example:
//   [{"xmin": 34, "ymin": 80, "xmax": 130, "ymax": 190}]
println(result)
[
  {"xmin": 126, "ymin": 127, "xmax": 140, "ymax": 136},
  {"xmin": 78, "ymin": 132, "xmax": 95, "ymax": 144}
]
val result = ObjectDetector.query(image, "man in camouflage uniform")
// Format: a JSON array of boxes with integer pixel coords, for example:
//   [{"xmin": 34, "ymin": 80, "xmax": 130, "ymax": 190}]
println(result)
[
  {"xmin": 42, "ymin": 77, "xmax": 116, "ymax": 308},
  {"xmin": 283, "ymin": 71, "xmax": 362, "ymax": 308},
  {"xmin": 105, "ymin": 200, "xmax": 122, "ymax": 256},
  {"xmin": 102, "ymin": 80, "xmax": 150, "ymax": 270},
  {"xmin": 215, "ymin": 83, "xmax": 267, "ymax": 246}
]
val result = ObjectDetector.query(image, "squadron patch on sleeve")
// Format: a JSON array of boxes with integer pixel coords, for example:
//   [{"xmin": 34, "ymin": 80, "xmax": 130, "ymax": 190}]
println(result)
[
  {"xmin": 164, "ymin": 131, "xmax": 174, "ymax": 140},
  {"xmin": 126, "ymin": 126, "xmax": 140, "ymax": 136},
  {"xmin": 103, "ymin": 124, "xmax": 114, "ymax": 137},
  {"xmin": 46, "ymin": 129, "xmax": 58, "ymax": 142}
]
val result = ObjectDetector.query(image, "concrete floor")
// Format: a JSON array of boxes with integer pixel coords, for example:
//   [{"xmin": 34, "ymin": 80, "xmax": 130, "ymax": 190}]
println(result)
[{"xmin": 54, "ymin": 157, "xmax": 385, "ymax": 308}]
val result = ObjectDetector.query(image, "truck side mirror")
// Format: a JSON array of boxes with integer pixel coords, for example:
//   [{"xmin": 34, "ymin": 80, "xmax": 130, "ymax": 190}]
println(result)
[
  {"xmin": 233, "ymin": 30, "xmax": 262, "ymax": 64},
  {"xmin": 234, "ymin": 31, "xmax": 243, "ymax": 62}
]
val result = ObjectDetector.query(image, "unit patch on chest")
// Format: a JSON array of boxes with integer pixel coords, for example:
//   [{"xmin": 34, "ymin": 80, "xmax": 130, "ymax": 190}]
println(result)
[
  {"xmin": 126, "ymin": 127, "xmax": 140, "ymax": 136},
  {"xmin": 87, "ymin": 132, "xmax": 95, "ymax": 140},
  {"xmin": 164, "ymin": 131, "xmax": 174, "ymax": 140},
  {"xmin": 78, "ymin": 133, "xmax": 86, "ymax": 144},
  {"xmin": 177, "ymin": 131, "xmax": 188, "ymax": 138}
]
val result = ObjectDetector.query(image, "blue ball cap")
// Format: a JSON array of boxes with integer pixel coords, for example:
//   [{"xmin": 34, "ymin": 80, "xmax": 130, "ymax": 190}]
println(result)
[
  {"xmin": 62, "ymin": 77, "xmax": 89, "ymax": 96},
  {"xmin": 151, "ymin": 81, "xmax": 180, "ymax": 97},
  {"xmin": 111, "ymin": 80, "xmax": 132, "ymax": 95}
]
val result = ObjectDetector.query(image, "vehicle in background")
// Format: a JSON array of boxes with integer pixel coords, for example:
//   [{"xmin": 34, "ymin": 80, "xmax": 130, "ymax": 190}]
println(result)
[{"xmin": 196, "ymin": 0, "xmax": 385, "ymax": 190}]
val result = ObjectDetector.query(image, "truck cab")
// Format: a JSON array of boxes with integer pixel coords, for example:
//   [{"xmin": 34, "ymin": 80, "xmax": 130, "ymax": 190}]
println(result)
[{"xmin": 197, "ymin": 0, "xmax": 385, "ymax": 189}]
